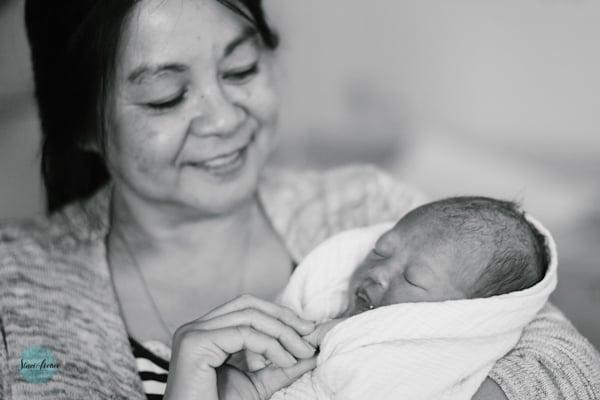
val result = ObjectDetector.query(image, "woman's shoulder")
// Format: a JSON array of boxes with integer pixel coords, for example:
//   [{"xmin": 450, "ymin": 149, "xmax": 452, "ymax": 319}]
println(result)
[
  {"xmin": 259, "ymin": 164, "xmax": 426, "ymax": 260},
  {"xmin": 0, "ymin": 190, "xmax": 109, "ymax": 278},
  {"xmin": 0, "ymin": 214, "xmax": 70, "ymax": 303},
  {"xmin": 1, "ymin": 209, "xmax": 84, "ymax": 255},
  {"xmin": 0, "ymin": 213, "xmax": 59, "ymax": 256},
  {"xmin": 262, "ymin": 163, "xmax": 425, "ymax": 203}
]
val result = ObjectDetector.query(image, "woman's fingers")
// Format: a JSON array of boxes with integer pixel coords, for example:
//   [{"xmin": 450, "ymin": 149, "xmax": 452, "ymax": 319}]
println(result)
[
  {"xmin": 178, "ymin": 326, "xmax": 298, "ymax": 369},
  {"xmin": 250, "ymin": 356, "xmax": 318, "ymax": 399},
  {"xmin": 232, "ymin": 327, "xmax": 297, "ymax": 368},
  {"xmin": 200, "ymin": 294, "xmax": 315, "ymax": 335},
  {"xmin": 199, "ymin": 309, "xmax": 316, "ymax": 359}
]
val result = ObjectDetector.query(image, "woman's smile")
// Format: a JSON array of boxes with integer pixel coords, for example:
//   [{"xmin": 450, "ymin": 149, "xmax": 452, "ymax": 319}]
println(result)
[{"xmin": 183, "ymin": 130, "xmax": 256, "ymax": 178}]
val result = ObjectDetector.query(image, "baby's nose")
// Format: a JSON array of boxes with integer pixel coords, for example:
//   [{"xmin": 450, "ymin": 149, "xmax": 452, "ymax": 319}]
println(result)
[{"xmin": 365, "ymin": 264, "xmax": 391, "ymax": 287}]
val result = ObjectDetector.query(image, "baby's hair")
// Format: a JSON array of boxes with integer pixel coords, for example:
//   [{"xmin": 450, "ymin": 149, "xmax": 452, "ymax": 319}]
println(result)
[{"xmin": 413, "ymin": 196, "xmax": 547, "ymax": 298}]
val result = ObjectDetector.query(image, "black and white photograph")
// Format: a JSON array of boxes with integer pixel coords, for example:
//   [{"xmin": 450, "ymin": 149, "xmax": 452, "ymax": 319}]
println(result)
[{"xmin": 0, "ymin": 0, "xmax": 599, "ymax": 399}]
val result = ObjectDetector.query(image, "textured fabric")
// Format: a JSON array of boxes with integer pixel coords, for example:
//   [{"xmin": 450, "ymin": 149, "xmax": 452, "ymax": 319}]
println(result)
[
  {"xmin": 488, "ymin": 302, "xmax": 600, "ymax": 400},
  {"xmin": 272, "ymin": 217, "xmax": 557, "ymax": 400},
  {"xmin": 0, "ymin": 165, "xmax": 599, "ymax": 399}
]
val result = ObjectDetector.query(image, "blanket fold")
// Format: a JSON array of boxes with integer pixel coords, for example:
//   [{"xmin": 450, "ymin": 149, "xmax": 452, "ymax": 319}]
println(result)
[{"xmin": 273, "ymin": 216, "xmax": 557, "ymax": 400}]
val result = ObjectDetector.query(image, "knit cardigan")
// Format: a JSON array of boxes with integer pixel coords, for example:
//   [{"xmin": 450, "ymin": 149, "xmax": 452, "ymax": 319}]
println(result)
[{"xmin": 1, "ymin": 165, "xmax": 599, "ymax": 399}]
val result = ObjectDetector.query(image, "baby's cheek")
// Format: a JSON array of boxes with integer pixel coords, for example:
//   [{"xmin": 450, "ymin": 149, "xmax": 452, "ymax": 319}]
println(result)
[
  {"xmin": 381, "ymin": 283, "xmax": 426, "ymax": 304},
  {"xmin": 439, "ymin": 281, "xmax": 469, "ymax": 300},
  {"xmin": 349, "ymin": 260, "xmax": 371, "ymax": 287}
]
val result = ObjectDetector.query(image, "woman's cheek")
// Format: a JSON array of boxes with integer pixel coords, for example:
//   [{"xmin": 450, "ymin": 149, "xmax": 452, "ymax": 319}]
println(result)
[
  {"xmin": 246, "ymin": 61, "xmax": 280, "ymax": 127},
  {"xmin": 253, "ymin": 81, "xmax": 280, "ymax": 158},
  {"xmin": 109, "ymin": 110, "xmax": 185, "ymax": 182}
]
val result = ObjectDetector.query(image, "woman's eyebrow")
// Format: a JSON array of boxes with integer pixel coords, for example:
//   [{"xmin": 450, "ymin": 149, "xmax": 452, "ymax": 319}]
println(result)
[
  {"xmin": 223, "ymin": 26, "xmax": 258, "ymax": 57},
  {"xmin": 127, "ymin": 63, "xmax": 188, "ymax": 85}
]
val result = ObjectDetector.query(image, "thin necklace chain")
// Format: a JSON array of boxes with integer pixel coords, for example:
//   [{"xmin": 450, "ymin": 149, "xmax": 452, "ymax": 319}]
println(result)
[
  {"xmin": 113, "ymin": 222, "xmax": 252, "ymax": 338},
  {"xmin": 115, "ymin": 225, "xmax": 175, "ymax": 337}
]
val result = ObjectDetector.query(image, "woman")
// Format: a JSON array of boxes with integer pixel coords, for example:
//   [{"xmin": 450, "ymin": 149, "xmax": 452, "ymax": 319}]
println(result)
[{"xmin": 0, "ymin": 0, "xmax": 598, "ymax": 398}]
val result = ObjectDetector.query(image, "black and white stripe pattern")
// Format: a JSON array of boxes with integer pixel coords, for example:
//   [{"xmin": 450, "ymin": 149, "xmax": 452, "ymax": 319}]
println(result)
[{"xmin": 129, "ymin": 337, "xmax": 169, "ymax": 400}]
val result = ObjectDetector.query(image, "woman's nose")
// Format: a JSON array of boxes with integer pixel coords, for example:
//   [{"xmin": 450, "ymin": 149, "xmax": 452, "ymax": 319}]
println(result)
[{"xmin": 189, "ymin": 83, "xmax": 245, "ymax": 138}]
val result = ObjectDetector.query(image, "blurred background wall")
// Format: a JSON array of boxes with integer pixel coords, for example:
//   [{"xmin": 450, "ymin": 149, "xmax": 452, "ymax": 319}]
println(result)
[{"xmin": 1, "ymin": 0, "xmax": 599, "ymax": 347}]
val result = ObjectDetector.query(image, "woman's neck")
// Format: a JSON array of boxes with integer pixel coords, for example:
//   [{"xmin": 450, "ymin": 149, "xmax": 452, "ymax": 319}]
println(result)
[
  {"xmin": 107, "ymin": 184, "xmax": 292, "ymax": 339},
  {"xmin": 109, "ymin": 185, "xmax": 261, "ymax": 265}
]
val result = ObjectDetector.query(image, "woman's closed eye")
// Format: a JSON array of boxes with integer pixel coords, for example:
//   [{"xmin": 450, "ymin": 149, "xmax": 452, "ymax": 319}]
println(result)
[
  {"xmin": 222, "ymin": 62, "xmax": 259, "ymax": 84},
  {"xmin": 145, "ymin": 90, "xmax": 187, "ymax": 112}
]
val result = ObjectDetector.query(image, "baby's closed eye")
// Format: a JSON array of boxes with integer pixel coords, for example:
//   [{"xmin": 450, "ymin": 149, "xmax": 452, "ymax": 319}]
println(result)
[{"xmin": 404, "ymin": 265, "xmax": 434, "ymax": 289}]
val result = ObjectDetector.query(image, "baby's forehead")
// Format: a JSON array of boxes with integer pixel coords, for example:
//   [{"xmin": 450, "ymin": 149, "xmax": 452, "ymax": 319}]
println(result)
[
  {"xmin": 387, "ymin": 209, "xmax": 451, "ymax": 244},
  {"xmin": 384, "ymin": 211, "xmax": 493, "ymax": 270}
]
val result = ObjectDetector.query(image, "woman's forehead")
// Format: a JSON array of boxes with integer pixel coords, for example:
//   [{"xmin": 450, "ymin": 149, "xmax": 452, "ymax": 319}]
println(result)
[{"xmin": 119, "ymin": 0, "xmax": 252, "ymax": 75}]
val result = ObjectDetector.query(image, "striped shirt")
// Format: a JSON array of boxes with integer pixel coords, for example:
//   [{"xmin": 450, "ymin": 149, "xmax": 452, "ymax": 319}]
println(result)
[{"xmin": 129, "ymin": 337, "xmax": 170, "ymax": 400}]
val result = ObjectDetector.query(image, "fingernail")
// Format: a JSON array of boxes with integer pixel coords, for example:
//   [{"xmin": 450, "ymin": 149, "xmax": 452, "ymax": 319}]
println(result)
[{"xmin": 303, "ymin": 341, "xmax": 316, "ymax": 354}]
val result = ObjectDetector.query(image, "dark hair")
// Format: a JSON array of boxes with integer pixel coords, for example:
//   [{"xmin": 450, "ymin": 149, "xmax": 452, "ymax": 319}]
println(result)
[
  {"xmin": 413, "ymin": 196, "xmax": 547, "ymax": 298},
  {"xmin": 25, "ymin": 0, "xmax": 279, "ymax": 213}
]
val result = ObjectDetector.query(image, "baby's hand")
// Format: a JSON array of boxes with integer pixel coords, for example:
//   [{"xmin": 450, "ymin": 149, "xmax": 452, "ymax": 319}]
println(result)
[
  {"xmin": 302, "ymin": 319, "xmax": 345, "ymax": 348},
  {"xmin": 227, "ymin": 349, "xmax": 275, "ymax": 372},
  {"xmin": 228, "ymin": 319, "xmax": 343, "ymax": 370}
]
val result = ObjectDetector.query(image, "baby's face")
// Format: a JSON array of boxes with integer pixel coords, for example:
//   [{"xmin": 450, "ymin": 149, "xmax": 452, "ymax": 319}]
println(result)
[{"xmin": 345, "ymin": 213, "xmax": 470, "ymax": 316}]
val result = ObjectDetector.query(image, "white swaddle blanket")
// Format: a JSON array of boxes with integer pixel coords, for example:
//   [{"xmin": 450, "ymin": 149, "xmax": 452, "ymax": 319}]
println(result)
[{"xmin": 272, "ymin": 216, "xmax": 558, "ymax": 400}]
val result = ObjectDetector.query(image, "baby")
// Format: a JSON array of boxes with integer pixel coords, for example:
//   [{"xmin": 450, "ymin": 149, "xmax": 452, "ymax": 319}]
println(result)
[
  {"xmin": 295, "ymin": 195, "xmax": 548, "ymax": 352},
  {"xmin": 342, "ymin": 196, "xmax": 546, "ymax": 317},
  {"xmin": 271, "ymin": 196, "xmax": 554, "ymax": 400}
]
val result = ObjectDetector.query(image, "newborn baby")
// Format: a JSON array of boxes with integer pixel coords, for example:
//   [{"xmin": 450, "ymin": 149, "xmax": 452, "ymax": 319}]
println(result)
[
  {"xmin": 342, "ymin": 196, "xmax": 546, "ymax": 317},
  {"xmin": 271, "ymin": 196, "xmax": 554, "ymax": 400}
]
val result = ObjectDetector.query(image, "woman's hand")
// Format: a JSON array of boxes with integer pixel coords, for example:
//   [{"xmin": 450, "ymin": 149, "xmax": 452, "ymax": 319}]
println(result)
[
  {"xmin": 231, "ymin": 318, "xmax": 345, "ymax": 373},
  {"xmin": 163, "ymin": 295, "xmax": 317, "ymax": 400}
]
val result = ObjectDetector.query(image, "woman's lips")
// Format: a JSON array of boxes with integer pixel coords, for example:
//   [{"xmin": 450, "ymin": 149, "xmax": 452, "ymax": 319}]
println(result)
[
  {"xmin": 201, "ymin": 146, "xmax": 246, "ymax": 169},
  {"xmin": 183, "ymin": 132, "xmax": 256, "ymax": 175}
]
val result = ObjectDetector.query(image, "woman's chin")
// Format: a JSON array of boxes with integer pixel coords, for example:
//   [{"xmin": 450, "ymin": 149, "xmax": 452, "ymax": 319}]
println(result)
[
  {"xmin": 121, "ymin": 143, "xmax": 270, "ymax": 218},
  {"xmin": 179, "ymin": 160, "xmax": 262, "ymax": 215}
]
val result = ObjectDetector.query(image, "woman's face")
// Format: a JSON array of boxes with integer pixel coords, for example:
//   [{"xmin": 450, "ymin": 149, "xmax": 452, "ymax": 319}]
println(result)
[{"xmin": 107, "ymin": 0, "xmax": 279, "ymax": 216}]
